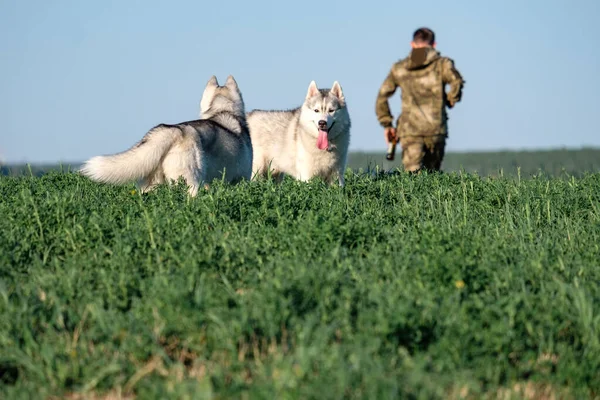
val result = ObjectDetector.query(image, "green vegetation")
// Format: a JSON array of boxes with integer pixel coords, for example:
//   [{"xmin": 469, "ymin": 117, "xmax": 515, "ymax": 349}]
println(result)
[
  {"xmin": 3, "ymin": 147, "xmax": 600, "ymax": 179},
  {"xmin": 349, "ymin": 147, "xmax": 600, "ymax": 178},
  {"xmin": 1, "ymin": 164, "xmax": 599, "ymax": 398}
]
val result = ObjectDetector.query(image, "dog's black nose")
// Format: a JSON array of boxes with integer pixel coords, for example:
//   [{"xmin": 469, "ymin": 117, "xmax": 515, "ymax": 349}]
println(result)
[{"xmin": 318, "ymin": 120, "xmax": 327, "ymax": 129}]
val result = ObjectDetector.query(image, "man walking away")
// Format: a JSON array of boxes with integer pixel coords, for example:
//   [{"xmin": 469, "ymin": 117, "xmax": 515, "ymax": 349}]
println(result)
[{"xmin": 375, "ymin": 27, "xmax": 465, "ymax": 173}]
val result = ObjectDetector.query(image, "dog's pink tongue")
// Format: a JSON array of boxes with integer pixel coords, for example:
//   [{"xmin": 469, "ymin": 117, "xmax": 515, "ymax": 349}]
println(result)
[{"xmin": 317, "ymin": 130, "xmax": 329, "ymax": 150}]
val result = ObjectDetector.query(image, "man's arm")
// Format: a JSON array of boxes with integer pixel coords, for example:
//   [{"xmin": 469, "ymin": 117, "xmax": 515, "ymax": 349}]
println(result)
[
  {"xmin": 441, "ymin": 58, "xmax": 465, "ymax": 108},
  {"xmin": 375, "ymin": 68, "xmax": 398, "ymax": 128}
]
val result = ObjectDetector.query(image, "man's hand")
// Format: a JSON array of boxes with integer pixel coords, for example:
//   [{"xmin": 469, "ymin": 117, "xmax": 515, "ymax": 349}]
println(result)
[{"xmin": 384, "ymin": 127, "xmax": 397, "ymax": 144}]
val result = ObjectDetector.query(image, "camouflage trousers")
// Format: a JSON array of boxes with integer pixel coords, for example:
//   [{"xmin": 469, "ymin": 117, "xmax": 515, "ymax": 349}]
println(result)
[{"xmin": 398, "ymin": 135, "xmax": 446, "ymax": 172}]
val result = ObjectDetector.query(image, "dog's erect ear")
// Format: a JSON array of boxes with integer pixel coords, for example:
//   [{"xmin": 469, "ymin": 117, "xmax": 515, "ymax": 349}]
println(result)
[
  {"xmin": 225, "ymin": 75, "xmax": 242, "ymax": 98},
  {"xmin": 331, "ymin": 81, "xmax": 345, "ymax": 102},
  {"xmin": 200, "ymin": 75, "xmax": 219, "ymax": 116},
  {"xmin": 206, "ymin": 75, "xmax": 219, "ymax": 88},
  {"xmin": 225, "ymin": 75, "xmax": 239, "ymax": 90},
  {"xmin": 306, "ymin": 80, "xmax": 319, "ymax": 99}
]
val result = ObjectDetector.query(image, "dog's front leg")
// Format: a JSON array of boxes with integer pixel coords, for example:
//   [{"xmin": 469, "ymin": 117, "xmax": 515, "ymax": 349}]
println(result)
[
  {"xmin": 338, "ymin": 174, "xmax": 345, "ymax": 187},
  {"xmin": 334, "ymin": 168, "xmax": 345, "ymax": 187}
]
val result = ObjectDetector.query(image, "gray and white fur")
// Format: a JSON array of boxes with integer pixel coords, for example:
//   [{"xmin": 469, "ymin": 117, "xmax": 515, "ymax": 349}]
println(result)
[
  {"xmin": 243, "ymin": 81, "xmax": 351, "ymax": 186},
  {"xmin": 80, "ymin": 75, "xmax": 253, "ymax": 196}
]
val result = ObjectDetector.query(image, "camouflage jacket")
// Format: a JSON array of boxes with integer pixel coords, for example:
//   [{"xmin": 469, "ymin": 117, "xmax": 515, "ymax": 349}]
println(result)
[{"xmin": 375, "ymin": 47, "xmax": 464, "ymax": 137}]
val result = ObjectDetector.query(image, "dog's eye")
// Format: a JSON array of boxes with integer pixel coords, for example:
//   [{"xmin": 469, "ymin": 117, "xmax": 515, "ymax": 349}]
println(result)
[
  {"xmin": 313, "ymin": 109, "xmax": 319, "ymax": 113},
  {"xmin": 328, "ymin": 109, "xmax": 335, "ymax": 113}
]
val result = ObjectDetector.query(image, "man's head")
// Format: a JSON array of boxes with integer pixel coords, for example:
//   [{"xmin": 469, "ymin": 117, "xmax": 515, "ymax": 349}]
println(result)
[{"xmin": 411, "ymin": 27, "xmax": 435, "ymax": 48}]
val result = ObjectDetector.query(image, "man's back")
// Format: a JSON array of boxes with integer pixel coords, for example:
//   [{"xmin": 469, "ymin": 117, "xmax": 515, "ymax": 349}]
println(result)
[{"xmin": 376, "ymin": 46, "xmax": 464, "ymax": 138}]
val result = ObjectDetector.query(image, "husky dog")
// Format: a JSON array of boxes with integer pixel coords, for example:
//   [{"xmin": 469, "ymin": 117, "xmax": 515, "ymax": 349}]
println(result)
[
  {"xmin": 80, "ymin": 75, "xmax": 252, "ymax": 196},
  {"xmin": 245, "ymin": 81, "xmax": 351, "ymax": 186}
]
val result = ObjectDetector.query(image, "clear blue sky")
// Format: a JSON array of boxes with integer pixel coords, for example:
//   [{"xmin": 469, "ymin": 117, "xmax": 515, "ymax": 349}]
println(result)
[{"xmin": 1, "ymin": 0, "xmax": 599, "ymax": 163}]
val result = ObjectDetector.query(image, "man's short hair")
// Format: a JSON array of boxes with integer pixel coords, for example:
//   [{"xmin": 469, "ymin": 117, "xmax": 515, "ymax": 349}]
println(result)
[{"xmin": 413, "ymin": 28, "xmax": 435, "ymax": 45}]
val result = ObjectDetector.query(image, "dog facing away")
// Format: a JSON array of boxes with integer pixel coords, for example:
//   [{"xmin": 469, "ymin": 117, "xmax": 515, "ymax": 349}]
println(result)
[
  {"xmin": 80, "ymin": 75, "xmax": 253, "ymax": 196},
  {"xmin": 245, "ymin": 81, "xmax": 351, "ymax": 186}
]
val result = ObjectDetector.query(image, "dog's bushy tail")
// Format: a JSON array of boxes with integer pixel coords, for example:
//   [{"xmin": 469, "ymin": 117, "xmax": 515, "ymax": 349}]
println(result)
[{"xmin": 80, "ymin": 126, "xmax": 180, "ymax": 185}]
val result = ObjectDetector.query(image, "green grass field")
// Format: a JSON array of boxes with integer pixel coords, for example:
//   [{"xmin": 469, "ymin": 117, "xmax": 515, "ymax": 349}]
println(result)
[
  {"xmin": 3, "ymin": 147, "xmax": 600, "ymax": 179},
  {"xmin": 1, "ymin": 159, "xmax": 600, "ymax": 398},
  {"xmin": 347, "ymin": 148, "xmax": 600, "ymax": 178}
]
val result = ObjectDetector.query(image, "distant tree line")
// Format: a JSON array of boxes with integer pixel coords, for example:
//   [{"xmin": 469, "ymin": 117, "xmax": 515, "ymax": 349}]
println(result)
[
  {"xmin": 348, "ymin": 148, "xmax": 600, "ymax": 178},
  {"xmin": 2, "ymin": 148, "xmax": 600, "ymax": 178}
]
